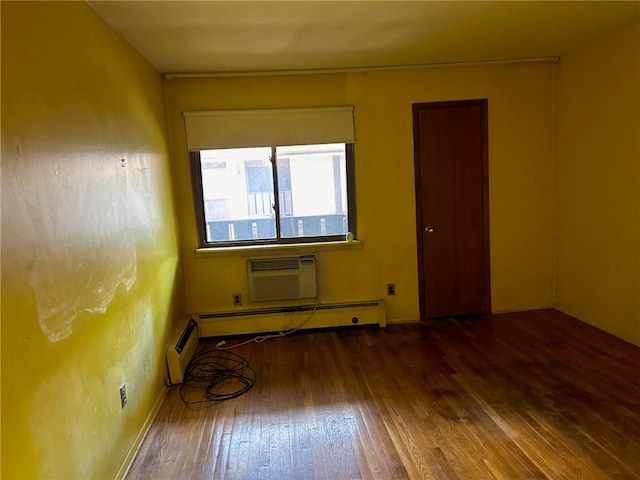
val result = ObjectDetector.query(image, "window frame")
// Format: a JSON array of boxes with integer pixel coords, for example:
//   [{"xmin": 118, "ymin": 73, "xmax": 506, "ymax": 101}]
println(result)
[{"xmin": 189, "ymin": 143, "xmax": 357, "ymax": 249}]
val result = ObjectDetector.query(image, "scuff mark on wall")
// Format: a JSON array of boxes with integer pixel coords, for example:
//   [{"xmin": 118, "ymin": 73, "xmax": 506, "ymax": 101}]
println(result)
[
  {"xmin": 28, "ymin": 295, "xmax": 159, "ymax": 478},
  {"xmin": 29, "ymin": 369, "xmax": 106, "ymax": 479}
]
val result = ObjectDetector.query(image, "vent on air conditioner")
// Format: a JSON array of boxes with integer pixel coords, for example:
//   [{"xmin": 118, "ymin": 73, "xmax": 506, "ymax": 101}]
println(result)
[{"xmin": 247, "ymin": 255, "xmax": 317, "ymax": 302}]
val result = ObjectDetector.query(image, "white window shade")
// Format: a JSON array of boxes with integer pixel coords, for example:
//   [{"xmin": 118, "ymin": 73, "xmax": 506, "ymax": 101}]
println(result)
[{"xmin": 183, "ymin": 106, "xmax": 354, "ymax": 151}]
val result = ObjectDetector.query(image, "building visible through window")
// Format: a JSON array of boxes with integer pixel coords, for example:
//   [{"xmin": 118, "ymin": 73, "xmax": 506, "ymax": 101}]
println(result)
[{"xmin": 191, "ymin": 143, "xmax": 355, "ymax": 246}]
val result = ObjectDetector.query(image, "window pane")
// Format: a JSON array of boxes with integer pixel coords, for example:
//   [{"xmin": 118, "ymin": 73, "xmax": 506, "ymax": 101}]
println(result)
[
  {"xmin": 200, "ymin": 147, "xmax": 276, "ymax": 242},
  {"xmin": 276, "ymin": 144, "xmax": 348, "ymax": 238}
]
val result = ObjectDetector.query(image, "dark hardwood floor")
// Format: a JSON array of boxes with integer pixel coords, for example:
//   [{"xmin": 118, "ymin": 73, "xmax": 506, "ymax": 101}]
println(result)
[{"xmin": 125, "ymin": 309, "xmax": 640, "ymax": 479}]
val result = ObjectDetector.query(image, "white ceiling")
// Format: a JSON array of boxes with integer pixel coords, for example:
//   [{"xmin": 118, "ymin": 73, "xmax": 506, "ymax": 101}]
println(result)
[{"xmin": 89, "ymin": 1, "xmax": 640, "ymax": 75}]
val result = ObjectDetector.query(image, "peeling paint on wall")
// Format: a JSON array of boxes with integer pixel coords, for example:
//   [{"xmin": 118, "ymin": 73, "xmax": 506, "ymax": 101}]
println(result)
[
  {"xmin": 4, "ymin": 141, "xmax": 162, "ymax": 341},
  {"xmin": 1, "ymin": 3, "xmax": 182, "ymax": 477},
  {"xmin": 28, "ymin": 238, "xmax": 137, "ymax": 342}
]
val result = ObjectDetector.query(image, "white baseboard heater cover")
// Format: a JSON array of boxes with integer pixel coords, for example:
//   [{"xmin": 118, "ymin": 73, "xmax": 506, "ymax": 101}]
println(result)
[
  {"xmin": 166, "ymin": 318, "xmax": 198, "ymax": 384},
  {"xmin": 197, "ymin": 300, "xmax": 386, "ymax": 338},
  {"xmin": 247, "ymin": 255, "xmax": 317, "ymax": 302}
]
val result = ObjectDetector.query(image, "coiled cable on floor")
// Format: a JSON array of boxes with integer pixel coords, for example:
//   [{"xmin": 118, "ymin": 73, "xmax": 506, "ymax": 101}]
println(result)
[{"xmin": 179, "ymin": 348, "xmax": 255, "ymax": 407}]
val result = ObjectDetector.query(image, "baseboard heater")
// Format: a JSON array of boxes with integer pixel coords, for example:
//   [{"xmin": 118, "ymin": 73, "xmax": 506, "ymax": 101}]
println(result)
[
  {"xmin": 197, "ymin": 300, "xmax": 386, "ymax": 338},
  {"xmin": 166, "ymin": 318, "xmax": 199, "ymax": 384}
]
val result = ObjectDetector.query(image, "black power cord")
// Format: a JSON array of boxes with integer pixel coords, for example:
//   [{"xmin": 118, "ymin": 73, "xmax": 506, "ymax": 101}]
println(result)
[
  {"xmin": 179, "ymin": 348, "xmax": 255, "ymax": 407},
  {"xmin": 179, "ymin": 303, "xmax": 319, "ymax": 406}
]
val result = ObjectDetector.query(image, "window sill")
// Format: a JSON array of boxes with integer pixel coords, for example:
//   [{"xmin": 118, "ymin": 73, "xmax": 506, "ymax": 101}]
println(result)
[{"xmin": 194, "ymin": 240, "xmax": 363, "ymax": 258}]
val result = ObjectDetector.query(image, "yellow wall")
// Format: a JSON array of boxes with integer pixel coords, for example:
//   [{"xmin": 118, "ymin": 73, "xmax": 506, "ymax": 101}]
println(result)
[
  {"xmin": 165, "ymin": 62, "xmax": 556, "ymax": 321},
  {"xmin": 554, "ymin": 21, "xmax": 640, "ymax": 345},
  {"xmin": 1, "ymin": 2, "xmax": 184, "ymax": 478},
  {"xmin": 1, "ymin": 2, "xmax": 635, "ymax": 476}
]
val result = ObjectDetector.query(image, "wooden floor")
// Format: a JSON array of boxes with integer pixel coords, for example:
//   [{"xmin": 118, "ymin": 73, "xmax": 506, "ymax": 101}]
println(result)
[{"xmin": 126, "ymin": 309, "xmax": 640, "ymax": 479}]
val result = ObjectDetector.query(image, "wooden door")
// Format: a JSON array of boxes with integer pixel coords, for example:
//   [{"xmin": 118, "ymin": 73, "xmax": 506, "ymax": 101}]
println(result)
[{"xmin": 413, "ymin": 100, "xmax": 490, "ymax": 318}]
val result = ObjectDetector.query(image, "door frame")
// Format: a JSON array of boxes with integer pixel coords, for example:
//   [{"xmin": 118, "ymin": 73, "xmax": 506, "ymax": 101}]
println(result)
[{"xmin": 412, "ymin": 99, "xmax": 491, "ymax": 319}]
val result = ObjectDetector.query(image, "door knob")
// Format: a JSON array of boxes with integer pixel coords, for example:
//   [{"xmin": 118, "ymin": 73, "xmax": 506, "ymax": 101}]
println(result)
[{"xmin": 425, "ymin": 226, "xmax": 434, "ymax": 233}]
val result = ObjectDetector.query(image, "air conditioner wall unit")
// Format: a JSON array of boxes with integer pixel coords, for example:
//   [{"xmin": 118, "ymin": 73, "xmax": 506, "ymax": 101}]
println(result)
[{"xmin": 247, "ymin": 255, "xmax": 317, "ymax": 302}]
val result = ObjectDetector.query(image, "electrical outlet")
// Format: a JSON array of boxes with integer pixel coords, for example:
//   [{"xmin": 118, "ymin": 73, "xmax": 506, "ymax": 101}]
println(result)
[
  {"xmin": 119, "ymin": 384, "xmax": 127, "ymax": 409},
  {"xmin": 387, "ymin": 283, "xmax": 396, "ymax": 296},
  {"xmin": 233, "ymin": 293, "xmax": 242, "ymax": 306}
]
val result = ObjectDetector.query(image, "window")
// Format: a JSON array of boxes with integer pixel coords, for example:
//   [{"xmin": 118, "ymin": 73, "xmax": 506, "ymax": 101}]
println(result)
[
  {"xmin": 190, "ymin": 143, "xmax": 355, "ymax": 247},
  {"xmin": 183, "ymin": 106, "xmax": 356, "ymax": 248}
]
